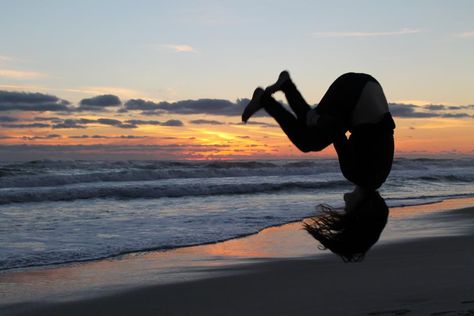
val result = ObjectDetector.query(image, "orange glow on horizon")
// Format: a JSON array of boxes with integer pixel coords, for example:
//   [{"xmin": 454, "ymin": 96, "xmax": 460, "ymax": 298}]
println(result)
[{"xmin": 0, "ymin": 114, "xmax": 473, "ymax": 159}]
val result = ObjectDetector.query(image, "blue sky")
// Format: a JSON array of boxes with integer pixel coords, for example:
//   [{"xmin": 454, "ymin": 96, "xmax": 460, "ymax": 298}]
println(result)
[
  {"xmin": 0, "ymin": 1, "xmax": 473, "ymax": 160},
  {"xmin": 1, "ymin": 0, "xmax": 473, "ymax": 104}
]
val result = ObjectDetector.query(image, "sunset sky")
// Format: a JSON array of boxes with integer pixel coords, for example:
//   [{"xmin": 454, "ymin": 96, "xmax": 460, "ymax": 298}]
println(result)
[{"xmin": 0, "ymin": 0, "xmax": 473, "ymax": 160}]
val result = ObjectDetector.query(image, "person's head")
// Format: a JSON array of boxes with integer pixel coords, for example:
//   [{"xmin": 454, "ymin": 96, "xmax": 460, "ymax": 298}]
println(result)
[
  {"xmin": 343, "ymin": 185, "xmax": 372, "ymax": 213},
  {"xmin": 304, "ymin": 191, "xmax": 389, "ymax": 262}
]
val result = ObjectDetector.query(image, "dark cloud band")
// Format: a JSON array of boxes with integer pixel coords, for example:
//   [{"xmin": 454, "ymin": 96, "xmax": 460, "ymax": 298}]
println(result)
[
  {"xmin": 79, "ymin": 94, "xmax": 121, "ymax": 107},
  {"xmin": 123, "ymin": 98, "xmax": 250, "ymax": 116},
  {"xmin": 0, "ymin": 91, "xmax": 70, "ymax": 112},
  {"xmin": 390, "ymin": 103, "xmax": 473, "ymax": 118},
  {"xmin": 1, "ymin": 90, "xmax": 472, "ymax": 120}
]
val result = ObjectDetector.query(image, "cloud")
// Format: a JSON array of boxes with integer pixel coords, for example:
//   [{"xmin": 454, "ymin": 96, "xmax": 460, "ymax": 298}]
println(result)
[
  {"xmin": 124, "ymin": 119, "xmax": 184, "ymax": 127},
  {"xmin": 314, "ymin": 28, "xmax": 421, "ymax": 38},
  {"xmin": 0, "ymin": 90, "xmax": 71, "ymax": 112},
  {"xmin": 52, "ymin": 118, "xmax": 93, "ymax": 129},
  {"xmin": 139, "ymin": 110, "xmax": 164, "ymax": 115},
  {"xmin": 124, "ymin": 98, "xmax": 250, "ymax": 116},
  {"xmin": 0, "ymin": 116, "xmax": 19, "ymax": 122},
  {"xmin": 189, "ymin": 119, "xmax": 225, "ymax": 125},
  {"xmin": 232, "ymin": 120, "xmax": 278, "ymax": 127},
  {"xmin": 0, "ymin": 91, "xmax": 61, "ymax": 104},
  {"xmin": 124, "ymin": 99, "xmax": 160, "ymax": 111},
  {"xmin": 440, "ymin": 113, "xmax": 471, "ymax": 118},
  {"xmin": 80, "ymin": 95, "xmax": 121, "ymax": 107},
  {"xmin": 123, "ymin": 98, "xmax": 472, "ymax": 121},
  {"xmin": 117, "ymin": 135, "xmax": 148, "ymax": 139},
  {"xmin": 52, "ymin": 118, "xmax": 135, "ymax": 129},
  {"xmin": 69, "ymin": 135, "xmax": 147, "ymax": 139},
  {"xmin": 172, "ymin": 99, "xmax": 247, "ymax": 115},
  {"xmin": 22, "ymin": 134, "xmax": 61, "ymax": 140},
  {"xmin": 0, "ymin": 55, "xmax": 12, "ymax": 63},
  {"xmin": 424, "ymin": 104, "xmax": 446, "ymax": 111},
  {"xmin": 0, "ymin": 143, "xmax": 230, "ymax": 152},
  {"xmin": 390, "ymin": 103, "xmax": 440, "ymax": 118},
  {"xmin": 162, "ymin": 44, "xmax": 197, "ymax": 53},
  {"xmin": 94, "ymin": 118, "xmax": 182, "ymax": 128},
  {"xmin": 1, "ymin": 123, "xmax": 50, "ymax": 128},
  {"xmin": 68, "ymin": 135, "xmax": 101, "ymax": 139},
  {"xmin": 34, "ymin": 116, "xmax": 61, "ymax": 122},
  {"xmin": 161, "ymin": 119, "xmax": 183, "ymax": 126},
  {"xmin": 77, "ymin": 94, "xmax": 121, "ymax": 111},
  {"xmin": 0, "ymin": 143, "xmax": 232, "ymax": 160},
  {"xmin": 389, "ymin": 103, "xmax": 473, "ymax": 118},
  {"xmin": 50, "ymin": 117, "xmax": 183, "ymax": 129},
  {"xmin": 97, "ymin": 118, "xmax": 136, "ymax": 129},
  {"xmin": 2, "ymin": 88, "xmax": 472, "ymax": 126},
  {"xmin": 125, "ymin": 119, "xmax": 162, "ymax": 125},
  {"xmin": 454, "ymin": 31, "xmax": 474, "ymax": 38},
  {"xmin": 0, "ymin": 69, "xmax": 44, "ymax": 79}
]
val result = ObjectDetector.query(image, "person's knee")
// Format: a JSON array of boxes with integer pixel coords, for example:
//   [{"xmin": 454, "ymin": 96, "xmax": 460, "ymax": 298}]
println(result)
[
  {"xmin": 289, "ymin": 136, "xmax": 315, "ymax": 153},
  {"xmin": 296, "ymin": 140, "xmax": 328, "ymax": 152},
  {"xmin": 298, "ymin": 145, "xmax": 312, "ymax": 153},
  {"xmin": 307, "ymin": 129, "xmax": 332, "ymax": 151},
  {"xmin": 309, "ymin": 142, "xmax": 329, "ymax": 152}
]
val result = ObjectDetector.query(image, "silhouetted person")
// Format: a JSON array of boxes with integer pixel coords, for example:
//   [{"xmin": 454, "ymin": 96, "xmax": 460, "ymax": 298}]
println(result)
[{"xmin": 242, "ymin": 71, "xmax": 395, "ymax": 261}]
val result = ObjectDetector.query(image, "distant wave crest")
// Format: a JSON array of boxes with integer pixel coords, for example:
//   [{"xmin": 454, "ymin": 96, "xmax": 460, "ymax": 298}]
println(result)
[{"xmin": 0, "ymin": 179, "xmax": 350, "ymax": 205}]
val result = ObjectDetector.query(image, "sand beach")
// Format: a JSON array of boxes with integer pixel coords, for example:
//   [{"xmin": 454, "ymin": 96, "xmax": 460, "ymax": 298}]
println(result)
[{"xmin": 1, "ymin": 198, "xmax": 473, "ymax": 316}]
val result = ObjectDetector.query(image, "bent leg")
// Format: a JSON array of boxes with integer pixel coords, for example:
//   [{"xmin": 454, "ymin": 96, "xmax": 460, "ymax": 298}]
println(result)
[
  {"xmin": 267, "ymin": 71, "xmax": 311, "ymax": 120},
  {"xmin": 261, "ymin": 93, "xmax": 331, "ymax": 152},
  {"xmin": 281, "ymin": 80, "xmax": 312, "ymax": 120}
]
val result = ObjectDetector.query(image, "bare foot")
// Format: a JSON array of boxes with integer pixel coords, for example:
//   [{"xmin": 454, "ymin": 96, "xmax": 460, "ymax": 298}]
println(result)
[
  {"xmin": 242, "ymin": 87, "xmax": 265, "ymax": 123},
  {"xmin": 266, "ymin": 70, "xmax": 291, "ymax": 94}
]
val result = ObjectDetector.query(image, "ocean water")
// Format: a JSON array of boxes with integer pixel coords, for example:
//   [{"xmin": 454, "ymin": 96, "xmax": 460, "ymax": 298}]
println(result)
[{"xmin": 0, "ymin": 158, "xmax": 473, "ymax": 271}]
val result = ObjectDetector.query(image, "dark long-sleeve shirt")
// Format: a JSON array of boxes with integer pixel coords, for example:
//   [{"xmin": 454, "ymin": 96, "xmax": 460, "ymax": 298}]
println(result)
[{"xmin": 334, "ymin": 113, "xmax": 395, "ymax": 190}]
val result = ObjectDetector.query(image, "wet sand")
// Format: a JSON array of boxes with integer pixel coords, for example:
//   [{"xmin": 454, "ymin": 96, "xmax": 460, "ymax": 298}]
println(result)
[{"xmin": 2, "ymin": 199, "xmax": 474, "ymax": 316}]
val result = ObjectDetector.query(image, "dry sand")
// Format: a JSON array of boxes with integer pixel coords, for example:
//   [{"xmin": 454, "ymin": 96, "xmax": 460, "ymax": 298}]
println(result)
[{"xmin": 2, "ymin": 202, "xmax": 474, "ymax": 316}]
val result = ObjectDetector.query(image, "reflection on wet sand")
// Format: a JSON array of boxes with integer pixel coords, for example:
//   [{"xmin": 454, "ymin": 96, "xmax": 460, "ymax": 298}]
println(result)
[{"xmin": 1, "ymin": 197, "xmax": 473, "ymax": 306}]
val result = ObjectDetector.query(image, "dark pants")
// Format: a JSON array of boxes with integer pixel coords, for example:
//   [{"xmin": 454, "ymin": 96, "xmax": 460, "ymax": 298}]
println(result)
[
  {"xmin": 262, "ymin": 81, "xmax": 330, "ymax": 152},
  {"xmin": 262, "ymin": 73, "xmax": 377, "ymax": 152},
  {"xmin": 261, "ymin": 73, "xmax": 394, "ymax": 189}
]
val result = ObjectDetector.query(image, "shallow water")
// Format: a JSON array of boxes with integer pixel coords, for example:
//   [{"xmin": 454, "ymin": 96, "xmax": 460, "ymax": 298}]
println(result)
[{"xmin": 0, "ymin": 158, "xmax": 473, "ymax": 270}]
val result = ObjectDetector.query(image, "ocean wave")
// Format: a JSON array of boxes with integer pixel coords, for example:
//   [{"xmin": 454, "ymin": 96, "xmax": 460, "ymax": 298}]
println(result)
[
  {"xmin": 2, "ymin": 193, "xmax": 473, "ymax": 271},
  {"xmin": 0, "ymin": 158, "xmax": 473, "ymax": 193},
  {"xmin": 0, "ymin": 160, "xmax": 341, "ymax": 189},
  {"xmin": 2, "ymin": 158, "xmax": 474, "ymax": 272},
  {"xmin": 204, "ymin": 160, "xmax": 279, "ymax": 169},
  {"xmin": 0, "ymin": 179, "xmax": 350, "ymax": 205},
  {"xmin": 416, "ymin": 175, "xmax": 474, "ymax": 182},
  {"xmin": 393, "ymin": 157, "xmax": 474, "ymax": 169}
]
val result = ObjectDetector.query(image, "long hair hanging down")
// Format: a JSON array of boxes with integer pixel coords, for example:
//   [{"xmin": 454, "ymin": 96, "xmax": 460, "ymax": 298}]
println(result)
[{"xmin": 304, "ymin": 192, "xmax": 389, "ymax": 262}]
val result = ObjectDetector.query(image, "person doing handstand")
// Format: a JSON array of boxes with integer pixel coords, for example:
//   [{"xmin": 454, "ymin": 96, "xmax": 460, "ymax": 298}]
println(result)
[{"xmin": 242, "ymin": 71, "xmax": 395, "ymax": 261}]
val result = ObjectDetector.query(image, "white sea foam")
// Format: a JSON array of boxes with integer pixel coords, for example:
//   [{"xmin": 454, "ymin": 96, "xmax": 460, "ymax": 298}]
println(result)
[{"xmin": 0, "ymin": 158, "xmax": 473, "ymax": 270}]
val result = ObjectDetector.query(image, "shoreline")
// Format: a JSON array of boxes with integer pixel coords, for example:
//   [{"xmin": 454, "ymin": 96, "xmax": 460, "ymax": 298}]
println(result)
[
  {"xmin": 2, "ymin": 195, "xmax": 473, "ymax": 274},
  {"xmin": 10, "ymin": 234, "xmax": 474, "ymax": 316},
  {"xmin": 1, "ymin": 197, "xmax": 474, "ymax": 315}
]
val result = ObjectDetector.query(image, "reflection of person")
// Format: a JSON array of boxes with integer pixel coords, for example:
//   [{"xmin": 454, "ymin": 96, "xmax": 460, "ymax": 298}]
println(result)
[
  {"xmin": 242, "ymin": 71, "xmax": 395, "ymax": 261},
  {"xmin": 304, "ymin": 193, "xmax": 389, "ymax": 262}
]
